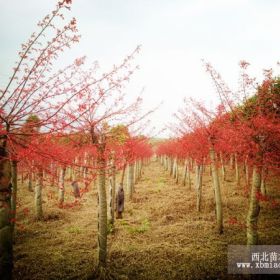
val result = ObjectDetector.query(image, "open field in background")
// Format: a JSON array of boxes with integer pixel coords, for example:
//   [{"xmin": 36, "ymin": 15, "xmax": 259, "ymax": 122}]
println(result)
[{"xmin": 13, "ymin": 160, "xmax": 280, "ymax": 280}]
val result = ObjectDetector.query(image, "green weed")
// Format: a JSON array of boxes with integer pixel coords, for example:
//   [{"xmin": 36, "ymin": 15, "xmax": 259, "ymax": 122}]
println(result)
[
  {"xmin": 127, "ymin": 218, "xmax": 150, "ymax": 234},
  {"xmin": 67, "ymin": 226, "xmax": 82, "ymax": 234}
]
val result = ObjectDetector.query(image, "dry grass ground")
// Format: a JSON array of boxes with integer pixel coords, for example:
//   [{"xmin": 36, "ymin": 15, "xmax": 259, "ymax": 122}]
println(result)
[{"xmin": 13, "ymin": 159, "xmax": 280, "ymax": 280}]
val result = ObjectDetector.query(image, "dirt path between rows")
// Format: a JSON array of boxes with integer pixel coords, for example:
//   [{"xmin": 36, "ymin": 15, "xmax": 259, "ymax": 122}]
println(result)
[{"xmin": 14, "ymin": 160, "xmax": 280, "ymax": 280}]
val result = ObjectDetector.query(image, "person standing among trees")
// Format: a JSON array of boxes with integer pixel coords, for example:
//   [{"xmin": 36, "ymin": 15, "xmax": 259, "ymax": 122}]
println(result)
[
  {"xmin": 116, "ymin": 183, "xmax": 124, "ymax": 219},
  {"xmin": 71, "ymin": 181, "xmax": 80, "ymax": 199}
]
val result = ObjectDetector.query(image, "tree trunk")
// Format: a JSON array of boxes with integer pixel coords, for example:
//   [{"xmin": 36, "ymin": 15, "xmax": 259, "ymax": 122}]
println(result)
[
  {"xmin": 28, "ymin": 171, "xmax": 33, "ymax": 192},
  {"xmin": 66, "ymin": 165, "xmax": 71, "ymax": 181},
  {"xmin": 234, "ymin": 153, "xmax": 240, "ymax": 186},
  {"xmin": 21, "ymin": 171, "xmax": 24, "ymax": 185},
  {"xmin": 35, "ymin": 167, "xmax": 43, "ymax": 220},
  {"xmin": 120, "ymin": 163, "xmax": 126, "ymax": 186},
  {"xmin": 246, "ymin": 165, "xmax": 261, "ymax": 245},
  {"xmin": 58, "ymin": 167, "xmax": 66, "ymax": 207},
  {"xmin": 83, "ymin": 152, "xmax": 89, "ymax": 190},
  {"xmin": 175, "ymin": 159, "xmax": 179, "ymax": 184},
  {"xmin": 127, "ymin": 163, "xmax": 134, "ymax": 200},
  {"xmin": 182, "ymin": 159, "xmax": 187, "ymax": 186},
  {"xmin": 172, "ymin": 157, "xmax": 179, "ymax": 183},
  {"xmin": 108, "ymin": 158, "xmax": 116, "ymax": 226},
  {"xmin": 97, "ymin": 144, "xmax": 107, "ymax": 268},
  {"xmin": 172, "ymin": 157, "xmax": 177, "ymax": 179},
  {"xmin": 0, "ymin": 149, "xmax": 13, "ymax": 280},
  {"xmin": 137, "ymin": 160, "xmax": 139, "ymax": 180},
  {"xmin": 134, "ymin": 161, "xmax": 137, "ymax": 185},
  {"xmin": 171, "ymin": 158, "xmax": 174, "ymax": 176},
  {"xmin": 195, "ymin": 164, "xmax": 203, "ymax": 212},
  {"xmin": 168, "ymin": 157, "xmax": 171, "ymax": 174},
  {"xmin": 187, "ymin": 159, "xmax": 191, "ymax": 189},
  {"xmin": 139, "ymin": 160, "xmax": 143, "ymax": 178},
  {"xmin": 209, "ymin": 165, "xmax": 212, "ymax": 177},
  {"xmin": 230, "ymin": 154, "xmax": 234, "ymax": 169},
  {"xmin": 164, "ymin": 156, "xmax": 168, "ymax": 171},
  {"xmin": 220, "ymin": 152, "xmax": 226, "ymax": 181},
  {"xmin": 260, "ymin": 166, "xmax": 267, "ymax": 195},
  {"xmin": 245, "ymin": 156, "xmax": 250, "ymax": 186},
  {"xmin": 11, "ymin": 160, "xmax": 17, "ymax": 237},
  {"xmin": 210, "ymin": 146, "xmax": 223, "ymax": 234},
  {"xmin": 73, "ymin": 157, "xmax": 78, "ymax": 181},
  {"xmin": 50, "ymin": 162, "xmax": 55, "ymax": 187}
]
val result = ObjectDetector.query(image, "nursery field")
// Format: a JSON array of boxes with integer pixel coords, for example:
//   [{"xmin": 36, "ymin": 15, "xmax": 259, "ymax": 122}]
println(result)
[
  {"xmin": 2, "ymin": 1, "xmax": 280, "ymax": 280},
  {"xmin": 13, "ymin": 160, "xmax": 280, "ymax": 280}
]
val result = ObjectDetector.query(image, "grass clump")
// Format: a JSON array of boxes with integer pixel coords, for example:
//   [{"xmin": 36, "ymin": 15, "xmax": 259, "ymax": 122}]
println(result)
[
  {"xmin": 67, "ymin": 226, "xmax": 82, "ymax": 234},
  {"xmin": 127, "ymin": 218, "xmax": 150, "ymax": 234}
]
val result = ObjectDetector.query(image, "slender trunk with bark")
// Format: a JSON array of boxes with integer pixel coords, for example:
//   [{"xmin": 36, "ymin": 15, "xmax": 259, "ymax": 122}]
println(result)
[
  {"xmin": 134, "ymin": 161, "xmax": 137, "ymax": 184},
  {"xmin": 190, "ymin": 158, "xmax": 194, "ymax": 172},
  {"xmin": 170, "ymin": 157, "xmax": 173, "ymax": 176},
  {"xmin": 209, "ymin": 165, "xmax": 212, "ymax": 177},
  {"xmin": 0, "ymin": 148, "xmax": 13, "ymax": 280},
  {"xmin": 230, "ymin": 154, "xmax": 234, "ymax": 169},
  {"xmin": 50, "ymin": 162, "xmax": 55, "ymax": 187},
  {"xmin": 260, "ymin": 166, "xmax": 267, "ymax": 195},
  {"xmin": 220, "ymin": 152, "xmax": 226, "ymax": 181},
  {"xmin": 83, "ymin": 152, "xmax": 89, "ymax": 190},
  {"xmin": 245, "ymin": 156, "xmax": 250, "ymax": 186},
  {"xmin": 195, "ymin": 164, "xmax": 203, "ymax": 212},
  {"xmin": 58, "ymin": 167, "xmax": 66, "ymax": 207},
  {"xmin": 172, "ymin": 157, "xmax": 177, "ymax": 179},
  {"xmin": 11, "ymin": 160, "xmax": 17, "ymax": 237},
  {"xmin": 172, "ymin": 157, "xmax": 178, "ymax": 183},
  {"xmin": 97, "ymin": 142, "xmax": 107, "ymax": 268},
  {"xmin": 187, "ymin": 159, "xmax": 191, "ymax": 189},
  {"xmin": 182, "ymin": 159, "xmax": 187, "ymax": 186},
  {"xmin": 210, "ymin": 146, "xmax": 223, "ymax": 234},
  {"xmin": 139, "ymin": 160, "xmax": 143, "ymax": 178},
  {"xmin": 120, "ymin": 163, "xmax": 126, "ymax": 186},
  {"xmin": 168, "ymin": 157, "xmax": 172, "ymax": 175},
  {"xmin": 108, "ymin": 157, "xmax": 116, "ymax": 226},
  {"xmin": 137, "ymin": 160, "xmax": 140, "ymax": 181},
  {"xmin": 234, "ymin": 153, "xmax": 240, "ymax": 186},
  {"xmin": 175, "ymin": 160, "xmax": 179, "ymax": 184},
  {"xmin": 35, "ymin": 167, "xmax": 43, "ymax": 220},
  {"xmin": 28, "ymin": 171, "xmax": 33, "ymax": 192},
  {"xmin": 127, "ymin": 163, "xmax": 134, "ymax": 200},
  {"xmin": 246, "ymin": 165, "xmax": 261, "ymax": 245},
  {"xmin": 164, "ymin": 156, "xmax": 168, "ymax": 171}
]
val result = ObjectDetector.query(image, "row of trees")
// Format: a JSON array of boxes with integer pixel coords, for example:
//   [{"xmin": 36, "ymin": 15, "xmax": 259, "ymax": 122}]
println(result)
[
  {"xmin": 0, "ymin": 1, "xmax": 153, "ymax": 278},
  {"xmin": 156, "ymin": 61, "xmax": 280, "ymax": 245}
]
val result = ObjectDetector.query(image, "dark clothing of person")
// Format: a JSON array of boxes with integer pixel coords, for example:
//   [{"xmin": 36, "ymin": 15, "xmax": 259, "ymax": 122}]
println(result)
[
  {"xmin": 116, "ymin": 185, "xmax": 124, "ymax": 218},
  {"xmin": 71, "ymin": 181, "xmax": 80, "ymax": 198}
]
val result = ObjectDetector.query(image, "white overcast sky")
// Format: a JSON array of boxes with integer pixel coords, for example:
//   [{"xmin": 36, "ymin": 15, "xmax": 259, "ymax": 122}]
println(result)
[{"xmin": 1, "ymin": 0, "xmax": 280, "ymax": 137}]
